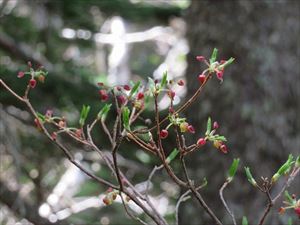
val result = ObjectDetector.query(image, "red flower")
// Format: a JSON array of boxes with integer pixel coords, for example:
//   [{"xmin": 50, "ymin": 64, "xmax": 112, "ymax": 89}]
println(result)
[
  {"xmin": 216, "ymin": 70, "xmax": 224, "ymax": 81},
  {"xmin": 220, "ymin": 144, "xmax": 228, "ymax": 154},
  {"xmin": 160, "ymin": 129, "xmax": 168, "ymax": 139},
  {"xmin": 17, "ymin": 71, "xmax": 25, "ymax": 78},
  {"xmin": 29, "ymin": 79, "xmax": 36, "ymax": 88},
  {"xmin": 197, "ymin": 138, "xmax": 206, "ymax": 146},
  {"xmin": 198, "ymin": 74, "xmax": 206, "ymax": 84},
  {"xmin": 99, "ymin": 90, "xmax": 109, "ymax": 102}
]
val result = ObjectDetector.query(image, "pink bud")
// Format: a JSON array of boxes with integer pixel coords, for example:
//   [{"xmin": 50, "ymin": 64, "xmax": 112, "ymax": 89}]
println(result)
[
  {"xmin": 17, "ymin": 71, "xmax": 25, "ymax": 78},
  {"xmin": 196, "ymin": 56, "xmax": 205, "ymax": 62},
  {"xmin": 213, "ymin": 121, "xmax": 219, "ymax": 130},
  {"xmin": 220, "ymin": 144, "xmax": 228, "ymax": 154},
  {"xmin": 294, "ymin": 207, "xmax": 300, "ymax": 216},
  {"xmin": 198, "ymin": 74, "xmax": 206, "ymax": 84},
  {"xmin": 45, "ymin": 110, "xmax": 53, "ymax": 118},
  {"xmin": 28, "ymin": 61, "xmax": 32, "ymax": 68},
  {"xmin": 51, "ymin": 132, "xmax": 57, "ymax": 140},
  {"xmin": 29, "ymin": 79, "xmax": 36, "ymax": 88},
  {"xmin": 177, "ymin": 79, "xmax": 184, "ymax": 86},
  {"xmin": 116, "ymin": 86, "xmax": 122, "ymax": 91},
  {"xmin": 99, "ymin": 90, "xmax": 109, "ymax": 102},
  {"xmin": 160, "ymin": 129, "xmax": 168, "ymax": 139},
  {"xmin": 123, "ymin": 85, "xmax": 131, "ymax": 91},
  {"xmin": 117, "ymin": 95, "xmax": 126, "ymax": 105},
  {"xmin": 197, "ymin": 138, "xmax": 206, "ymax": 146},
  {"xmin": 188, "ymin": 125, "xmax": 195, "ymax": 133},
  {"xmin": 168, "ymin": 90, "xmax": 175, "ymax": 100},
  {"xmin": 169, "ymin": 106, "xmax": 175, "ymax": 114},
  {"xmin": 137, "ymin": 92, "xmax": 144, "ymax": 100},
  {"xmin": 216, "ymin": 70, "xmax": 224, "ymax": 81}
]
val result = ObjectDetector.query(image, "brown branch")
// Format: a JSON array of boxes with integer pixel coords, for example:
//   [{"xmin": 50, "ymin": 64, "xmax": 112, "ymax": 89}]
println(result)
[{"xmin": 219, "ymin": 180, "xmax": 237, "ymax": 225}]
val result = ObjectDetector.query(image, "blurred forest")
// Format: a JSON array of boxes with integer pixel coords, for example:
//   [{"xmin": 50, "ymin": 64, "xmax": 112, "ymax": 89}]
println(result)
[{"xmin": 0, "ymin": 0, "xmax": 299, "ymax": 225}]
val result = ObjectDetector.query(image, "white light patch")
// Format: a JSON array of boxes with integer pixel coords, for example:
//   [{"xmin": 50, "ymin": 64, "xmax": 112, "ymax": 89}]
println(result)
[{"xmin": 61, "ymin": 28, "xmax": 76, "ymax": 39}]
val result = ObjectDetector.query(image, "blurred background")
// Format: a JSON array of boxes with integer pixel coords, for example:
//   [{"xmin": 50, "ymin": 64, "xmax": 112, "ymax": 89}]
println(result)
[{"xmin": 0, "ymin": 0, "xmax": 299, "ymax": 225}]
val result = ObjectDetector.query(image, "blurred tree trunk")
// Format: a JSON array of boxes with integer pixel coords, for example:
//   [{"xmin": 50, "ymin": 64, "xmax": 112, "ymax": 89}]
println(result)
[{"xmin": 181, "ymin": 1, "xmax": 299, "ymax": 224}]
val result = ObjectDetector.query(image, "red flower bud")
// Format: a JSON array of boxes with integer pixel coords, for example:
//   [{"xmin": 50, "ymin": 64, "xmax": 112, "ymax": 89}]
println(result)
[
  {"xmin": 278, "ymin": 207, "xmax": 285, "ymax": 215},
  {"xmin": 29, "ymin": 79, "xmax": 37, "ymax": 88},
  {"xmin": 123, "ymin": 85, "xmax": 131, "ymax": 91},
  {"xmin": 117, "ymin": 95, "xmax": 126, "ymax": 105},
  {"xmin": 220, "ymin": 60, "xmax": 226, "ymax": 64},
  {"xmin": 116, "ymin": 86, "xmax": 122, "ymax": 91},
  {"xmin": 294, "ymin": 207, "xmax": 300, "ymax": 216},
  {"xmin": 220, "ymin": 144, "xmax": 228, "ymax": 154},
  {"xmin": 197, "ymin": 138, "xmax": 206, "ymax": 146},
  {"xmin": 198, "ymin": 74, "xmax": 206, "ymax": 84},
  {"xmin": 213, "ymin": 121, "xmax": 219, "ymax": 130},
  {"xmin": 177, "ymin": 79, "xmax": 184, "ymax": 86},
  {"xmin": 196, "ymin": 56, "xmax": 205, "ymax": 61},
  {"xmin": 17, "ymin": 71, "xmax": 25, "ymax": 78},
  {"xmin": 216, "ymin": 70, "xmax": 224, "ymax": 81},
  {"xmin": 137, "ymin": 92, "xmax": 144, "ymax": 100},
  {"xmin": 169, "ymin": 106, "xmax": 175, "ymax": 114},
  {"xmin": 160, "ymin": 129, "xmax": 168, "ymax": 139},
  {"xmin": 99, "ymin": 90, "xmax": 109, "ymax": 102},
  {"xmin": 45, "ymin": 109, "xmax": 53, "ymax": 118},
  {"xmin": 188, "ymin": 125, "xmax": 195, "ymax": 133},
  {"xmin": 168, "ymin": 90, "xmax": 175, "ymax": 100}
]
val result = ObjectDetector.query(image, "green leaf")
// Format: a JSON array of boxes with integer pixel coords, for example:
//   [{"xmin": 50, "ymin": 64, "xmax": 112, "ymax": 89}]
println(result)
[
  {"xmin": 79, "ymin": 105, "xmax": 90, "ymax": 127},
  {"xmin": 148, "ymin": 77, "xmax": 156, "ymax": 93},
  {"xmin": 213, "ymin": 135, "xmax": 227, "ymax": 142},
  {"xmin": 284, "ymin": 191, "xmax": 294, "ymax": 204},
  {"xmin": 129, "ymin": 81, "xmax": 141, "ymax": 98},
  {"xmin": 244, "ymin": 167, "xmax": 257, "ymax": 186},
  {"xmin": 205, "ymin": 117, "xmax": 212, "ymax": 135},
  {"xmin": 219, "ymin": 57, "xmax": 235, "ymax": 69},
  {"xmin": 272, "ymin": 154, "xmax": 294, "ymax": 183},
  {"xmin": 166, "ymin": 148, "xmax": 179, "ymax": 164},
  {"xmin": 122, "ymin": 107, "xmax": 130, "ymax": 130},
  {"xmin": 160, "ymin": 71, "xmax": 168, "ymax": 89},
  {"xmin": 37, "ymin": 112, "xmax": 46, "ymax": 122},
  {"xmin": 210, "ymin": 48, "xmax": 218, "ymax": 64},
  {"xmin": 228, "ymin": 158, "xmax": 240, "ymax": 180},
  {"xmin": 97, "ymin": 104, "xmax": 112, "ymax": 121},
  {"xmin": 287, "ymin": 218, "xmax": 293, "ymax": 225},
  {"xmin": 242, "ymin": 216, "xmax": 248, "ymax": 225},
  {"xmin": 295, "ymin": 155, "xmax": 300, "ymax": 167}
]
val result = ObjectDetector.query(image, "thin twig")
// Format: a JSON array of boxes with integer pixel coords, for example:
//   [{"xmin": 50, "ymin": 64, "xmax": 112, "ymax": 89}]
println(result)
[{"xmin": 219, "ymin": 180, "xmax": 237, "ymax": 225}]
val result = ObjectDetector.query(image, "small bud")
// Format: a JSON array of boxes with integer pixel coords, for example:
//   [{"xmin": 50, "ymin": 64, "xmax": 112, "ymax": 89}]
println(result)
[
  {"xmin": 213, "ymin": 121, "xmax": 219, "ymax": 130},
  {"xmin": 216, "ymin": 70, "xmax": 224, "ymax": 81},
  {"xmin": 28, "ymin": 61, "xmax": 32, "ymax": 68},
  {"xmin": 168, "ymin": 90, "xmax": 175, "ymax": 100},
  {"xmin": 137, "ymin": 92, "xmax": 144, "ymax": 100},
  {"xmin": 292, "ymin": 194, "xmax": 296, "ymax": 199},
  {"xmin": 45, "ymin": 109, "xmax": 53, "ymax": 118},
  {"xmin": 198, "ymin": 74, "xmax": 206, "ymax": 84},
  {"xmin": 160, "ymin": 129, "xmax": 168, "ymax": 139},
  {"xmin": 123, "ymin": 84, "xmax": 131, "ymax": 91},
  {"xmin": 197, "ymin": 138, "xmax": 206, "ymax": 146},
  {"xmin": 177, "ymin": 79, "xmax": 185, "ymax": 86},
  {"xmin": 29, "ymin": 79, "xmax": 37, "ymax": 88},
  {"xmin": 187, "ymin": 125, "xmax": 195, "ymax": 133},
  {"xmin": 38, "ymin": 75, "xmax": 45, "ymax": 83},
  {"xmin": 97, "ymin": 82, "xmax": 104, "ymax": 86},
  {"xmin": 278, "ymin": 207, "xmax": 285, "ymax": 215},
  {"xmin": 75, "ymin": 129, "xmax": 82, "ymax": 138},
  {"xmin": 99, "ymin": 90, "xmax": 109, "ymax": 102},
  {"xmin": 34, "ymin": 118, "xmax": 42, "ymax": 130},
  {"xmin": 17, "ymin": 71, "xmax": 25, "ymax": 78},
  {"xmin": 294, "ymin": 207, "xmax": 300, "ymax": 216},
  {"xmin": 58, "ymin": 120, "xmax": 66, "ymax": 128},
  {"xmin": 116, "ymin": 86, "xmax": 122, "ymax": 91},
  {"xmin": 196, "ymin": 56, "xmax": 205, "ymax": 61},
  {"xmin": 169, "ymin": 106, "xmax": 175, "ymax": 114},
  {"xmin": 179, "ymin": 122, "xmax": 189, "ymax": 133},
  {"xmin": 213, "ymin": 140, "xmax": 222, "ymax": 149},
  {"xmin": 117, "ymin": 95, "xmax": 126, "ymax": 105},
  {"xmin": 51, "ymin": 132, "xmax": 57, "ymax": 140},
  {"xmin": 102, "ymin": 197, "xmax": 112, "ymax": 205},
  {"xmin": 220, "ymin": 144, "xmax": 228, "ymax": 154}
]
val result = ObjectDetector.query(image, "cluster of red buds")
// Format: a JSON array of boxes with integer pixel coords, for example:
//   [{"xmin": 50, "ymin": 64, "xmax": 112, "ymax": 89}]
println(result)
[
  {"xmin": 279, "ymin": 191, "xmax": 300, "ymax": 218},
  {"xmin": 196, "ymin": 48, "xmax": 234, "ymax": 84},
  {"xmin": 17, "ymin": 61, "xmax": 47, "ymax": 89},
  {"xmin": 196, "ymin": 118, "xmax": 228, "ymax": 153}
]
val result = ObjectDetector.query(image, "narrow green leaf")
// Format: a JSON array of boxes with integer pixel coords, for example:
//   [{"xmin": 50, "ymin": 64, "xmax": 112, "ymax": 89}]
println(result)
[
  {"xmin": 242, "ymin": 216, "xmax": 248, "ymax": 225},
  {"xmin": 79, "ymin": 105, "xmax": 90, "ymax": 127},
  {"xmin": 166, "ymin": 148, "xmax": 179, "ymax": 164},
  {"xmin": 213, "ymin": 136, "xmax": 227, "ymax": 142},
  {"xmin": 129, "ymin": 81, "xmax": 141, "ymax": 97},
  {"xmin": 244, "ymin": 167, "xmax": 257, "ymax": 186},
  {"xmin": 219, "ymin": 57, "xmax": 235, "ymax": 69},
  {"xmin": 287, "ymin": 218, "xmax": 293, "ymax": 225},
  {"xmin": 37, "ymin": 112, "xmax": 46, "ymax": 122},
  {"xmin": 122, "ymin": 107, "xmax": 130, "ymax": 130},
  {"xmin": 160, "ymin": 71, "xmax": 168, "ymax": 89},
  {"xmin": 205, "ymin": 117, "xmax": 212, "ymax": 135},
  {"xmin": 97, "ymin": 104, "xmax": 112, "ymax": 121},
  {"xmin": 210, "ymin": 48, "xmax": 218, "ymax": 64},
  {"xmin": 284, "ymin": 191, "xmax": 294, "ymax": 204},
  {"xmin": 295, "ymin": 155, "xmax": 300, "ymax": 167},
  {"xmin": 148, "ymin": 77, "xmax": 156, "ymax": 93},
  {"xmin": 228, "ymin": 158, "xmax": 240, "ymax": 179},
  {"xmin": 272, "ymin": 154, "xmax": 294, "ymax": 183}
]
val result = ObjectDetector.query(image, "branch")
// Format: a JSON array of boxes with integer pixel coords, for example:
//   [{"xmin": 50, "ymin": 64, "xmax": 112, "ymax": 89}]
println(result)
[{"xmin": 219, "ymin": 180, "xmax": 237, "ymax": 225}]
